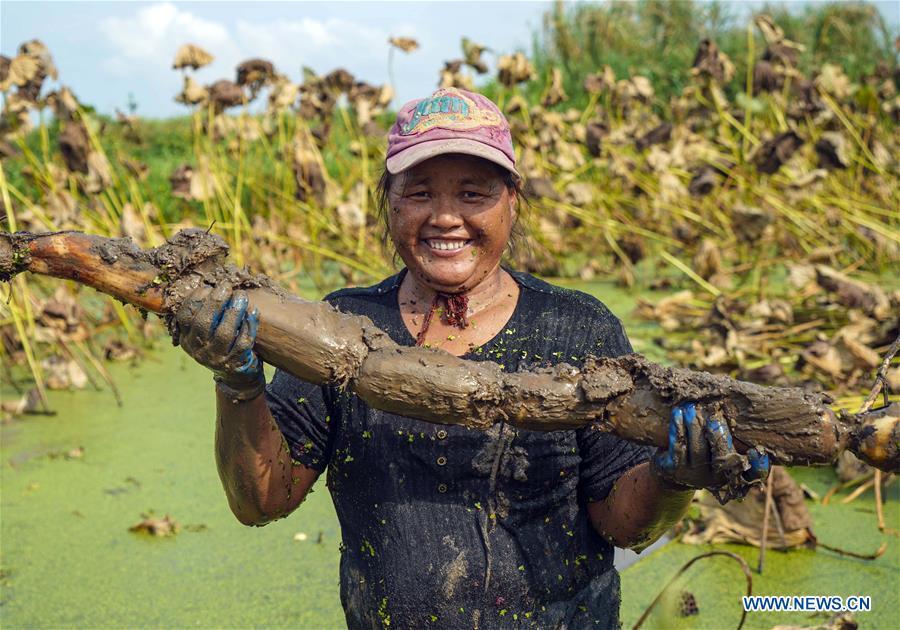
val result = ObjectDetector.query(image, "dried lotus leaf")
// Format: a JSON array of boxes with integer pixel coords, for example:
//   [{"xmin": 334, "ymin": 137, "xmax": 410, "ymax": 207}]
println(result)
[{"xmin": 172, "ymin": 44, "xmax": 214, "ymax": 70}]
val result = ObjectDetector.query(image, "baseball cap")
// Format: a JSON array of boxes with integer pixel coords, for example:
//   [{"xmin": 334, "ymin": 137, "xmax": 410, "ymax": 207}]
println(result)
[{"xmin": 386, "ymin": 87, "xmax": 520, "ymax": 178}]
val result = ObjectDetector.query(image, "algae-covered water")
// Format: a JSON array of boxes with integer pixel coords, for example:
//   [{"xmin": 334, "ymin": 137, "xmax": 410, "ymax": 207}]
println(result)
[{"xmin": 2, "ymin": 280, "xmax": 898, "ymax": 628}]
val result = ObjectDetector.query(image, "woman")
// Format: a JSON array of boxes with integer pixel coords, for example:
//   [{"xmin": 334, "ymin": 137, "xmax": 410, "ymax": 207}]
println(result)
[{"xmin": 175, "ymin": 88, "xmax": 767, "ymax": 628}]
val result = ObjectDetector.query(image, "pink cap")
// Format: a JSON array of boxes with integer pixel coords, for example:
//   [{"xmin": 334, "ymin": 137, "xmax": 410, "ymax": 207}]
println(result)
[{"xmin": 386, "ymin": 87, "xmax": 519, "ymax": 178}]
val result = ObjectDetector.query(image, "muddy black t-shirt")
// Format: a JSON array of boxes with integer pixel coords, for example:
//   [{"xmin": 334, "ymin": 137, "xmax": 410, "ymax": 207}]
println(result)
[{"xmin": 266, "ymin": 268, "xmax": 653, "ymax": 629}]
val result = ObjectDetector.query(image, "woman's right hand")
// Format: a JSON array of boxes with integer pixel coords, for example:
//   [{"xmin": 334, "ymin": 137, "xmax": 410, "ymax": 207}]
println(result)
[{"xmin": 174, "ymin": 283, "xmax": 264, "ymax": 399}]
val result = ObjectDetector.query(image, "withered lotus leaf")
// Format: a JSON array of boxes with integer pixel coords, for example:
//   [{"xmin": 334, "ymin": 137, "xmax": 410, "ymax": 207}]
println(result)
[
  {"xmin": 583, "ymin": 65, "xmax": 616, "ymax": 95},
  {"xmin": 688, "ymin": 165, "xmax": 719, "ymax": 196},
  {"xmin": 682, "ymin": 467, "xmax": 812, "ymax": 547},
  {"xmin": 293, "ymin": 129, "xmax": 329, "ymax": 206},
  {"xmin": 323, "ymin": 68, "xmax": 355, "ymax": 94},
  {"xmin": 6, "ymin": 55, "xmax": 40, "ymax": 88},
  {"xmin": 172, "ymin": 43, "xmax": 214, "ymax": 70},
  {"xmin": 462, "ymin": 38, "xmax": 489, "ymax": 74},
  {"xmin": 731, "ymin": 205, "xmax": 773, "ymax": 243},
  {"xmin": 41, "ymin": 355, "xmax": 88, "ymax": 390},
  {"xmin": 169, "ymin": 164, "xmax": 195, "ymax": 199},
  {"xmin": 691, "ymin": 39, "xmax": 735, "ymax": 84},
  {"xmin": 584, "ymin": 120, "xmax": 607, "ymax": 157},
  {"xmin": 439, "ymin": 60, "xmax": 473, "ymax": 91},
  {"xmin": 267, "ymin": 76, "xmax": 299, "ymax": 111},
  {"xmin": 46, "ymin": 87, "xmax": 80, "ymax": 121},
  {"xmin": 752, "ymin": 130, "xmax": 803, "ymax": 174},
  {"xmin": 123, "ymin": 158, "xmax": 149, "ymax": 181},
  {"xmin": 0, "ymin": 55, "xmax": 12, "ymax": 90},
  {"xmin": 18, "ymin": 39, "xmax": 58, "ymax": 80},
  {"xmin": 815, "ymin": 265, "xmax": 891, "ymax": 320},
  {"xmin": 497, "ymin": 52, "xmax": 535, "ymax": 87},
  {"xmin": 207, "ymin": 80, "xmax": 244, "ymax": 111},
  {"xmin": 85, "ymin": 151, "xmax": 113, "ymax": 194},
  {"xmin": 388, "ymin": 37, "xmax": 420, "ymax": 53},
  {"xmin": 524, "ymin": 176, "xmax": 560, "ymax": 201},
  {"xmin": 753, "ymin": 60, "xmax": 782, "ymax": 93},
  {"xmin": 130, "ymin": 514, "xmax": 180, "ymax": 537},
  {"xmin": 815, "ymin": 132, "xmax": 851, "ymax": 169},
  {"xmin": 175, "ymin": 76, "xmax": 208, "ymax": 106},
  {"xmin": 635, "ymin": 123, "xmax": 672, "ymax": 152},
  {"xmin": 763, "ymin": 42, "xmax": 803, "ymax": 69},
  {"xmin": 563, "ymin": 182, "xmax": 594, "ymax": 207},
  {"xmin": 541, "ymin": 68, "xmax": 568, "ymax": 108},
  {"xmin": 693, "ymin": 238, "xmax": 722, "ymax": 280},
  {"xmin": 815, "ymin": 63, "xmax": 854, "ymax": 100},
  {"xmin": 236, "ymin": 58, "xmax": 276, "ymax": 92},
  {"xmin": 58, "ymin": 122, "xmax": 91, "ymax": 174}
]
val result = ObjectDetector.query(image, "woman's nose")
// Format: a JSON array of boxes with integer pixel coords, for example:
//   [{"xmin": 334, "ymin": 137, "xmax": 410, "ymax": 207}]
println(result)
[{"xmin": 429, "ymin": 196, "xmax": 464, "ymax": 228}]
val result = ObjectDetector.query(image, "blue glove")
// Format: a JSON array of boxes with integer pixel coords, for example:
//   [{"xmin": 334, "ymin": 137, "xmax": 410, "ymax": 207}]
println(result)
[
  {"xmin": 174, "ymin": 283, "xmax": 264, "ymax": 401},
  {"xmin": 652, "ymin": 402, "xmax": 770, "ymax": 502}
]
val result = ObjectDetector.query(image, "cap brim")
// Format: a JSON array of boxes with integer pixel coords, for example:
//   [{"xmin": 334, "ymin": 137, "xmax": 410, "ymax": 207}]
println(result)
[{"xmin": 386, "ymin": 138, "xmax": 520, "ymax": 178}]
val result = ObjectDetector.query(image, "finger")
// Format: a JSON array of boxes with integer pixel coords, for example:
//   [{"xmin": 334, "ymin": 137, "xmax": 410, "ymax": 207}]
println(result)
[
  {"xmin": 704, "ymin": 416, "xmax": 735, "ymax": 474},
  {"xmin": 683, "ymin": 403, "xmax": 710, "ymax": 470},
  {"xmin": 186, "ymin": 283, "xmax": 232, "ymax": 340},
  {"xmin": 207, "ymin": 286, "xmax": 236, "ymax": 339},
  {"xmin": 175, "ymin": 285, "xmax": 213, "ymax": 329},
  {"xmin": 245, "ymin": 306, "xmax": 259, "ymax": 341},
  {"xmin": 217, "ymin": 291, "xmax": 249, "ymax": 351},
  {"xmin": 233, "ymin": 347, "xmax": 260, "ymax": 376},
  {"xmin": 225, "ymin": 309, "xmax": 256, "ymax": 361},
  {"xmin": 743, "ymin": 447, "xmax": 770, "ymax": 482},
  {"xmin": 658, "ymin": 405, "xmax": 687, "ymax": 473}
]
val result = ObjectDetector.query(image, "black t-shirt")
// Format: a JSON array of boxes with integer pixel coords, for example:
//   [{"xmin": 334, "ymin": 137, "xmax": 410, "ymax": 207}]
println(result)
[{"xmin": 266, "ymin": 268, "xmax": 653, "ymax": 629}]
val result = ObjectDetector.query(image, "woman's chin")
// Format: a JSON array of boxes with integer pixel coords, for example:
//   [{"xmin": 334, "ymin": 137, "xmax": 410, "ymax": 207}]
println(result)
[{"xmin": 417, "ymin": 262, "xmax": 479, "ymax": 292}]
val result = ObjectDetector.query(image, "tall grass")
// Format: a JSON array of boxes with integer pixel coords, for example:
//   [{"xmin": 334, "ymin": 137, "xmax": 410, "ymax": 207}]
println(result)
[{"xmin": 520, "ymin": 0, "xmax": 897, "ymax": 109}]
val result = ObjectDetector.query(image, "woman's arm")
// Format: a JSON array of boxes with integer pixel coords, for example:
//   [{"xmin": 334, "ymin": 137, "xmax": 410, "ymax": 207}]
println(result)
[
  {"xmin": 172, "ymin": 283, "xmax": 320, "ymax": 526},
  {"xmin": 587, "ymin": 462, "xmax": 693, "ymax": 551},
  {"xmin": 215, "ymin": 389, "xmax": 319, "ymax": 526}
]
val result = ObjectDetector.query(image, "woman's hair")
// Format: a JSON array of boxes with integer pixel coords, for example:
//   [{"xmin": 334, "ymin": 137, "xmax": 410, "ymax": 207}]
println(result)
[{"xmin": 374, "ymin": 160, "xmax": 529, "ymax": 266}]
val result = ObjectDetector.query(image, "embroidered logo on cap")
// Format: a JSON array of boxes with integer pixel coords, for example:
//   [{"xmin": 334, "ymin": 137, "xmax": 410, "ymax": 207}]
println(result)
[{"xmin": 401, "ymin": 88, "xmax": 503, "ymax": 136}]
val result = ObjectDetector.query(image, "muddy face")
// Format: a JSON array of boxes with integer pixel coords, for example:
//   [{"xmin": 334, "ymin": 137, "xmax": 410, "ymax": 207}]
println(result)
[{"xmin": 387, "ymin": 154, "xmax": 516, "ymax": 293}]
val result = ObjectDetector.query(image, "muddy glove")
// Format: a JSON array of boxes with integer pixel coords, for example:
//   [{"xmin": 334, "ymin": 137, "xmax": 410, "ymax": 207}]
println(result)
[
  {"xmin": 174, "ymin": 283, "xmax": 264, "ymax": 402},
  {"xmin": 651, "ymin": 402, "xmax": 770, "ymax": 503}
]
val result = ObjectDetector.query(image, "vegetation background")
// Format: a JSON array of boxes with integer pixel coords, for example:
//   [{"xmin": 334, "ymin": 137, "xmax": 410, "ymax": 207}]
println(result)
[{"xmin": 1, "ymin": 1, "xmax": 898, "ymax": 628}]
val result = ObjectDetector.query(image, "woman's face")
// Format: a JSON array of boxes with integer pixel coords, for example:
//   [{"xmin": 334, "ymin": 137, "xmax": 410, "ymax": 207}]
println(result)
[{"xmin": 388, "ymin": 154, "xmax": 516, "ymax": 293}]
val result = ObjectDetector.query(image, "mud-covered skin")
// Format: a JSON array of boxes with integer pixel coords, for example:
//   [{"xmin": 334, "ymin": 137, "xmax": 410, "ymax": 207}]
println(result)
[{"xmin": 2, "ymin": 228, "xmax": 898, "ymax": 473}]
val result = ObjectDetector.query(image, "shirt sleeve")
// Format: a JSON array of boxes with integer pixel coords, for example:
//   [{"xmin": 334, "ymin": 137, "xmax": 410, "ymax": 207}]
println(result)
[
  {"xmin": 577, "ymin": 314, "xmax": 655, "ymax": 503},
  {"xmin": 265, "ymin": 368, "xmax": 337, "ymax": 473}
]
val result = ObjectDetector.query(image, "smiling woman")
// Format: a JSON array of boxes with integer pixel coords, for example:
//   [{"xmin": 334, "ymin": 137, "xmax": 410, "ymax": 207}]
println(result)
[
  {"xmin": 379, "ymin": 153, "xmax": 522, "ymax": 352},
  {"xmin": 169, "ymin": 86, "xmax": 767, "ymax": 629}
]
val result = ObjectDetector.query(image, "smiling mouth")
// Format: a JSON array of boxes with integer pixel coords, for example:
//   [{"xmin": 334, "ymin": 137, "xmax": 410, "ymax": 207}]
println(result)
[{"xmin": 423, "ymin": 239, "xmax": 473, "ymax": 251}]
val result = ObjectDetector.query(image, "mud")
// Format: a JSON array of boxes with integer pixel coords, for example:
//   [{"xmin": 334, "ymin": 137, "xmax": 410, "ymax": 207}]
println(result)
[{"xmin": 3, "ymin": 228, "xmax": 898, "ymax": 472}]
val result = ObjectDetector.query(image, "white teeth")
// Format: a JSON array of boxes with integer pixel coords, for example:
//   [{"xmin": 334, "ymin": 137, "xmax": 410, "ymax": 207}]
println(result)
[{"xmin": 427, "ymin": 239, "xmax": 469, "ymax": 251}]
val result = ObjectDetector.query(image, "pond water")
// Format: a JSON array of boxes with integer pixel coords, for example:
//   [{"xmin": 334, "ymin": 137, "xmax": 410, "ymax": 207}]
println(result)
[{"xmin": 1, "ymin": 278, "xmax": 896, "ymax": 627}]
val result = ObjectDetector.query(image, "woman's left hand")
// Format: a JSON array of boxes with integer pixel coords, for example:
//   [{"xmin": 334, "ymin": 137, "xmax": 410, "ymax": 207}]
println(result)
[{"xmin": 651, "ymin": 402, "xmax": 770, "ymax": 502}]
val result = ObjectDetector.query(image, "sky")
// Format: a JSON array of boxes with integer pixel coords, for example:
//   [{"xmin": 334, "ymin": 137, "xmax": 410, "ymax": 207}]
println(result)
[
  {"xmin": 1, "ymin": 1, "xmax": 552, "ymax": 117},
  {"xmin": 2, "ymin": 1, "xmax": 898, "ymax": 119}
]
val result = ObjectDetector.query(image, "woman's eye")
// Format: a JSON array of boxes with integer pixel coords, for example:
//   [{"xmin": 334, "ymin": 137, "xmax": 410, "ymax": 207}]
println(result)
[
  {"xmin": 461, "ymin": 191, "xmax": 485, "ymax": 200},
  {"xmin": 407, "ymin": 191, "xmax": 430, "ymax": 200}
]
